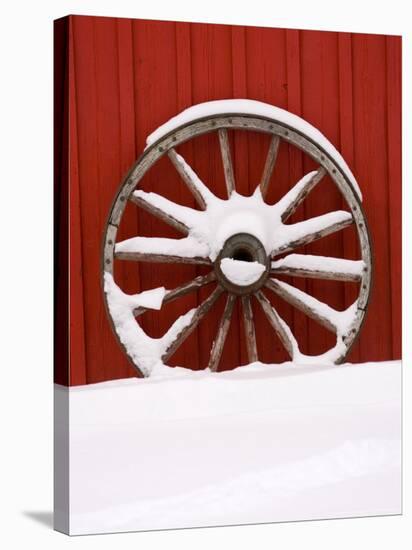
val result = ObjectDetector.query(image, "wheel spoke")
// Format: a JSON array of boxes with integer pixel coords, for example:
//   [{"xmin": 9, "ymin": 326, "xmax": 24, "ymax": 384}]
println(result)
[
  {"xmin": 218, "ymin": 128, "xmax": 236, "ymax": 196},
  {"xmin": 255, "ymin": 291, "xmax": 295, "ymax": 358},
  {"xmin": 130, "ymin": 190, "xmax": 202, "ymax": 235},
  {"xmin": 271, "ymin": 254, "xmax": 365, "ymax": 282},
  {"xmin": 115, "ymin": 251, "xmax": 211, "ymax": 265},
  {"xmin": 272, "ymin": 210, "xmax": 353, "ymax": 256},
  {"xmin": 241, "ymin": 295, "xmax": 258, "ymax": 363},
  {"xmin": 265, "ymin": 278, "xmax": 339, "ymax": 333},
  {"xmin": 275, "ymin": 168, "xmax": 326, "ymax": 222},
  {"xmin": 115, "ymin": 235, "xmax": 210, "ymax": 265},
  {"xmin": 162, "ymin": 286, "xmax": 224, "ymax": 362},
  {"xmin": 208, "ymin": 293, "xmax": 236, "ymax": 372},
  {"xmin": 260, "ymin": 135, "xmax": 280, "ymax": 199},
  {"xmin": 134, "ymin": 272, "xmax": 216, "ymax": 317},
  {"xmin": 168, "ymin": 148, "xmax": 215, "ymax": 209}
]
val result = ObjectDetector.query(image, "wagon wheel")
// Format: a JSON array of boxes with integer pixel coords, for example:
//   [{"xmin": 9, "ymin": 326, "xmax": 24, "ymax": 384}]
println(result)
[{"xmin": 102, "ymin": 100, "xmax": 372, "ymax": 377}]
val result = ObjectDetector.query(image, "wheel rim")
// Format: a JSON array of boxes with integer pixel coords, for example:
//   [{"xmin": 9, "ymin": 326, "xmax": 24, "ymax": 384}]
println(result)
[{"xmin": 102, "ymin": 106, "xmax": 372, "ymax": 377}]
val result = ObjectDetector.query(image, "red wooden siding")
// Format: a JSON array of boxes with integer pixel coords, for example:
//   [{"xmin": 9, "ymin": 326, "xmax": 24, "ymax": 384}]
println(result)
[
  {"xmin": 55, "ymin": 15, "xmax": 402, "ymax": 386},
  {"xmin": 54, "ymin": 17, "xmax": 69, "ymax": 386}
]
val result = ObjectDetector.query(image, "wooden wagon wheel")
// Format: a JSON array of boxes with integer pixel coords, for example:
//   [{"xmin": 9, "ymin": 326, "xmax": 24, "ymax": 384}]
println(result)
[{"xmin": 102, "ymin": 100, "xmax": 372, "ymax": 377}]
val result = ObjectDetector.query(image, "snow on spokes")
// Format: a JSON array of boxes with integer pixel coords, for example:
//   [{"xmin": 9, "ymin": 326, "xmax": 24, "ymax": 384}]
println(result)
[
  {"xmin": 115, "ymin": 158, "xmax": 352, "ymax": 263},
  {"xmin": 271, "ymin": 254, "xmax": 365, "ymax": 282},
  {"xmin": 265, "ymin": 278, "xmax": 359, "ymax": 364},
  {"xmin": 104, "ymin": 272, "xmax": 196, "ymax": 377},
  {"xmin": 106, "ymin": 146, "xmax": 361, "ymax": 376}
]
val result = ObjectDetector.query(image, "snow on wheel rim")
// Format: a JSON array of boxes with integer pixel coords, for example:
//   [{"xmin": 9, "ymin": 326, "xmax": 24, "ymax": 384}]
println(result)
[{"xmin": 102, "ymin": 99, "xmax": 372, "ymax": 378}]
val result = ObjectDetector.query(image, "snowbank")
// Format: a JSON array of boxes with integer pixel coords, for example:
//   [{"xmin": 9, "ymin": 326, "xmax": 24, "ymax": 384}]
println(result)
[{"xmin": 65, "ymin": 360, "xmax": 401, "ymax": 534}]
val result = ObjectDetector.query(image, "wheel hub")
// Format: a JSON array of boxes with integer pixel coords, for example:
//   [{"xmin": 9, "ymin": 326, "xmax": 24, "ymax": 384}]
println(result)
[{"xmin": 214, "ymin": 233, "xmax": 270, "ymax": 295}]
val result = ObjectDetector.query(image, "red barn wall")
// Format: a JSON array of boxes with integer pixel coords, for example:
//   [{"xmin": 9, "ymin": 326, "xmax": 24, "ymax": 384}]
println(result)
[{"xmin": 55, "ymin": 15, "xmax": 401, "ymax": 386}]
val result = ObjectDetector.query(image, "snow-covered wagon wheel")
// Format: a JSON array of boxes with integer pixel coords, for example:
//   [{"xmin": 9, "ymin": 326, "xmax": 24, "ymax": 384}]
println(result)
[{"xmin": 102, "ymin": 100, "xmax": 372, "ymax": 377}]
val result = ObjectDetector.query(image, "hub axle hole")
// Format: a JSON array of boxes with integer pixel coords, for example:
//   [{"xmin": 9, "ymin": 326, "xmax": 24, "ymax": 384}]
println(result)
[{"xmin": 232, "ymin": 248, "xmax": 254, "ymax": 262}]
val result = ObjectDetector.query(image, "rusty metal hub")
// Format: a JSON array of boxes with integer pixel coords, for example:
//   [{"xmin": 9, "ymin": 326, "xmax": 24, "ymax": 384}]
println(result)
[{"xmin": 214, "ymin": 233, "xmax": 270, "ymax": 295}]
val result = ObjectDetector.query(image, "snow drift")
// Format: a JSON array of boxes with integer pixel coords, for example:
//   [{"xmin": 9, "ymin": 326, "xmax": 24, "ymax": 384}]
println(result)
[{"xmin": 64, "ymin": 360, "xmax": 401, "ymax": 535}]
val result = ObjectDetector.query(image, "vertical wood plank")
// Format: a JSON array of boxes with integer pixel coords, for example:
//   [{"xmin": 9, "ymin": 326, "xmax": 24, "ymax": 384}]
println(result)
[
  {"xmin": 337, "ymin": 32, "xmax": 360, "ymax": 362},
  {"xmin": 245, "ymin": 26, "xmax": 291, "ymax": 364},
  {"xmin": 191, "ymin": 22, "xmax": 240, "ymax": 370},
  {"xmin": 174, "ymin": 21, "xmax": 200, "ymax": 369},
  {"xmin": 115, "ymin": 17, "xmax": 141, "ymax": 380},
  {"xmin": 300, "ymin": 30, "xmax": 344, "ymax": 357},
  {"xmin": 352, "ymin": 33, "xmax": 393, "ymax": 361},
  {"xmin": 72, "ymin": 16, "xmax": 106, "ymax": 383},
  {"xmin": 245, "ymin": 26, "xmax": 288, "ymax": 205},
  {"xmin": 68, "ymin": 16, "xmax": 87, "ymax": 385},
  {"xmin": 285, "ymin": 29, "xmax": 308, "ymax": 354},
  {"xmin": 175, "ymin": 23, "xmax": 193, "ymax": 113},
  {"xmin": 133, "ymin": 19, "xmax": 200, "ymax": 369},
  {"xmin": 231, "ymin": 26, "xmax": 249, "ymax": 195},
  {"xmin": 386, "ymin": 35, "xmax": 402, "ymax": 359},
  {"xmin": 54, "ymin": 17, "xmax": 70, "ymax": 386},
  {"xmin": 231, "ymin": 25, "xmax": 249, "ymax": 366},
  {"xmin": 94, "ymin": 17, "xmax": 130, "ymax": 382}
]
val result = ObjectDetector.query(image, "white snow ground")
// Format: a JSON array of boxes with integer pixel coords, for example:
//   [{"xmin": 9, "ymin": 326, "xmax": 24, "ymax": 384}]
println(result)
[{"xmin": 63, "ymin": 360, "xmax": 401, "ymax": 535}]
